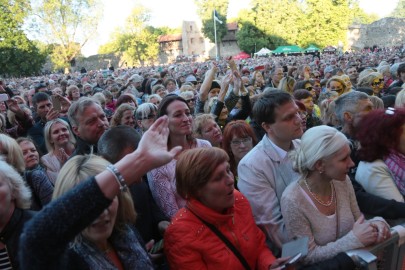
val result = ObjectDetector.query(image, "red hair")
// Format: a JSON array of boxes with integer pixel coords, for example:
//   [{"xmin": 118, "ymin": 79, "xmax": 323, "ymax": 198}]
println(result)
[
  {"xmin": 357, "ymin": 108, "xmax": 405, "ymax": 162},
  {"xmin": 222, "ymin": 120, "xmax": 258, "ymax": 176}
]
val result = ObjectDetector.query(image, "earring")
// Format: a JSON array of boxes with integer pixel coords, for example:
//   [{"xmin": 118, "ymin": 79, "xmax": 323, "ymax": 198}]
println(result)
[{"xmin": 319, "ymin": 170, "xmax": 323, "ymax": 174}]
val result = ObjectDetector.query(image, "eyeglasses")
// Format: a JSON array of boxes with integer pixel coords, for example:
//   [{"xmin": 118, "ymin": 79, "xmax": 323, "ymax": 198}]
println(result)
[
  {"xmin": 185, "ymin": 98, "xmax": 195, "ymax": 104},
  {"xmin": 299, "ymin": 111, "xmax": 308, "ymax": 119},
  {"xmin": 371, "ymin": 79, "xmax": 384, "ymax": 86},
  {"xmin": 230, "ymin": 137, "xmax": 252, "ymax": 146},
  {"xmin": 141, "ymin": 114, "xmax": 156, "ymax": 120},
  {"xmin": 331, "ymin": 88, "xmax": 343, "ymax": 93},
  {"xmin": 305, "ymin": 86, "xmax": 313, "ymax": 91}
]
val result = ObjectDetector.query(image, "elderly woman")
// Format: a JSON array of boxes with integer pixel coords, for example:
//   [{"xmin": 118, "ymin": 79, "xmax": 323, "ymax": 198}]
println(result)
[
  {"xmin": 17, "ymin": 137, "xmax": 54, "ymax": 210},
  {"xmin": 148, "ymin": 95, "xmax": 211, "ymax": 219},
  {"xmin": 110, "ymin": 104, "xmax": 136, "ymax": 128},
  {"xmin": 355, "ymin": 108, "xmax": 405, "ymax": 202},
  {"xmin": 0, "ymin": 160, "xmax": 33, "ymax": 269},
  {"xmin": 281, "ymin": 125, "xmax": 390, "ymax": 265},
  {"xmin": 193, "ymin": 114, "xmax": 223, "ymax": 147},
  {"xmin": 152, "ymin": 84, "xmax": 167, "ymax": 98},
  {"xmin": 326, "ymin": 76, "xmax": 349, "ymax": 96},
  {"xmin": 135, "ymin": 103, "xmax": 158, "ymax": 135},
  {"xmin": 221, "ymin": 120, "xmax": 257, "ymax": 181},
  {"xmin": 357, "ymin": 72, "xmax": 384, "ymax": 97},
  {"xmin": 277, "ymin": 76, "xmax": 295, "ymax": 94},
  {"xmin": 146, "ymin": 94, "xmax": 162, "ymax": 107},
  {"xmin": 179, "ymin": 91, "xmax": 195, "ymax": 115},
  {"xmin": 41, "ymin": 118, "xmax": 76, "ymax": 183},
  {"xmin": 164, "ymin": 147, "xmax": 287, "ymax": 269},
  {"xmin": 66, "ymin": 85, "xmax": 81, "ymax": 102},
  {"xmin": 20, "ymin": 115, "xmax": 182, "ymax": 269}
]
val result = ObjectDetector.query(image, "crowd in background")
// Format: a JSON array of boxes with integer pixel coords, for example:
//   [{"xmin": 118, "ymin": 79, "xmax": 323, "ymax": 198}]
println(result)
[{"xmin": 0, "ymin": 45, "xmax": 405, "ymax": 270}]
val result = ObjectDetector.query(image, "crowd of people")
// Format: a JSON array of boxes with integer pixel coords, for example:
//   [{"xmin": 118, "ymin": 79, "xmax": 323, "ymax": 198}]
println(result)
[{"xmin": 0, "ymin": 45, "xmax": 405, "ymax": 269}]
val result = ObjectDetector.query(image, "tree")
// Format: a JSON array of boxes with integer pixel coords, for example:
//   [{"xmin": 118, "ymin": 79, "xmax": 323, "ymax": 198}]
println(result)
[
  {"xmin": 98, "ymin": 5, "xmax": 159, "ymax": 66},
  {"xmin": 29, "ymin": 0, "xmax": 103, "ymax": 72},
  {"xmin": 0, "ymin": 0, "xmax": 46, "ymax": 76},
  {"xmin": 348, "ymin": 0, "xmax": 379, "ymax": 24},
  {"xmin": 390, "ymin": 0, "xmax": 405, "ymax": 18},
  {"xmin": 201, "ymin": 11, "xmax": 228, "ymax": 44}
]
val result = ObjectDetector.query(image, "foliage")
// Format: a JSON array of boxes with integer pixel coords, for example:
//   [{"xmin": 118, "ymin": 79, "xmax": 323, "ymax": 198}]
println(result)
[
  {"xmin": 194, "ymin": 0, "xmax": 229, "ymax": 21},
  {"xmin": 236, "ymin": 0, "xmax": 380, "ymax": 50},
  {"xmin": 0, "ymin": 0, "xmax": 46, "ymax": 76},
  {"xmin": 390, "ymin": 0, "xmax": 405, "ymax": 18},
  {"xmin": 98, "ymin": 5, "xmax": 160, "ymax": 66},
  {"xmin": 201, "ymin": 11, "xmax": 228, "ymax": 44},
  {"xmin": 29, "ymin": 0, "xmax": 103, "ymax": 71}
]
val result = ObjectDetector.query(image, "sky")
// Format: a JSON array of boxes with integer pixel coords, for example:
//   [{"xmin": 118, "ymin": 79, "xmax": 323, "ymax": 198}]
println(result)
[{"xmin": 81, "ymin": 0, "xmax": 399, "ymax": 56}]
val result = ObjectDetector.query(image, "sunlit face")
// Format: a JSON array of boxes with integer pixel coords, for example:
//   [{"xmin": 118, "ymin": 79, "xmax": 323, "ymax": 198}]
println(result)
[
  {"xmin": 272, "ymin": 68, "xmax": 284, "ymax": 84},
  {"xmin": 300, "ymin": 96, "xmax": 314, "ymax": 113},
  {"xmin": 156, "ymin": 88, "xmax": 167, "ymax": 98},
  {"xmin": 197, "ymin": 162, "xmax": 234, "ymax": 213},
  {"xmin": 371, "ymin": 77, "xmax": 384, "ymax": 95},
  {"xmin": 230, "ymin": 135, "xmax": 253, "ymax": 162},
  {"xmin": 329, "ymin": 81, "xmax": 344, "ymax": 96},
  {"xmin": 73, "ymin": 104, "xmax": 109, "ymax": 144},
  {"xmin": 19, "ymin": 141, "xmax": 39, "ymax": 169},
  {"xmin": 82, "ymin": 197, "xmax": 118, "ymax": 248},
  {"xmin": 320, "ymin": 144, "xmax": 354, "ymax": 181},
  {"xmin": 120, "ymin": 109, "xmax": 135, "ymax": 128},
  {"xmin": 351, "ymin": 98, "xmax": 374, "ymax": 129},
  {"xmin": 200, "ymin": 119, "xmax": 222, "ymax": 146},
  {"xmin": 149, "ymin": 97, "xmax": 160, "ymax": 106},
  {"xmin": 166, "ymin": 81, "xmax": 177, "ymax": 92},
  {"xmin": 208, "ymin": 88, "xmax": 220, "ymax": 99},
  {"xmin": 49, "ymin": 122, "xmax": 71, "ymax": 148},
  {"xmin": 167, "ymin": 100, "xmax": 192, "ymax": 136}
]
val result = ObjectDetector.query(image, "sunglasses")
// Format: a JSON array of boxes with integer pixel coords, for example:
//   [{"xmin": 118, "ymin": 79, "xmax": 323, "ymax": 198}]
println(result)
[
  {"xmin": 305, "ymin": 86, "xmax": 313, "ymax": 91},
  {"xmin": 371, "ymin": 79, "xmax": 384, "ymax": 86},
  {"xmin": 185, "ymin": 98, "xmax": 196, "ymax": 103},
  {"xmin": 141, "ymin": 114, "xmax": 156, "ymax": 120}
]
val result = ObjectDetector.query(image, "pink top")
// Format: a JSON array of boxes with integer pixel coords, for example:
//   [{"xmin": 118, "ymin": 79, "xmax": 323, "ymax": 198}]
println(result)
[{"xmin": 148, "ymin": 139, "xmax": 211, "ymax": 219}]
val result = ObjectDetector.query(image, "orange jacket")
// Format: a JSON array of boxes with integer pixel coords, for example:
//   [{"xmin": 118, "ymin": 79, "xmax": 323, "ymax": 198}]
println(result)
[{"xmin": 164, "ymin": 190, "xmax": 276, "ymax": 270}]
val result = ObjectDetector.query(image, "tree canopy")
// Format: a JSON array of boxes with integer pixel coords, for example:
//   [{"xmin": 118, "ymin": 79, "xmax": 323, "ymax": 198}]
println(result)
[
  {"xmin": 0, "ymin": 0, "xmax": 46, "ymax": 76},
  {"xmin": 390, "ymin": 0, "xmax": 405, "ymax": 18}
]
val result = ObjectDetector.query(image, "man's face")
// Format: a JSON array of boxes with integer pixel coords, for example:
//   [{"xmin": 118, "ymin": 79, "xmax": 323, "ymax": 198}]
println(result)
[
  {"xmin": 73, "ymin": 104, "xmax": 109, "ymax": 144},
  {"xmin": 272, "ymin": 68, "xmax": 284, "ymax": 84},
  {"xmin": 399, "ymin": 71, "xmax": 405, "ymax": 82},
  {"xmin": 346, "ymin": 67, "xmax": 358, "ymax": 81},
  {"xmin": 352, "ymin": 98, "xmax": 374, "ymax": 130},
  {"xmin": 36, "ymin": 99, "xmax": 52, "ymax": 120},
  {"xmin": 266, "ymin": 101, "xmax": 303, "ymax": 146}
]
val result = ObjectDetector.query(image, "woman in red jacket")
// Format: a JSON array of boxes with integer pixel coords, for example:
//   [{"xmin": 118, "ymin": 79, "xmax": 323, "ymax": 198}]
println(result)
[{"xmin": 164, "ymin": 147, "xmax": 286, "ymax": 270}]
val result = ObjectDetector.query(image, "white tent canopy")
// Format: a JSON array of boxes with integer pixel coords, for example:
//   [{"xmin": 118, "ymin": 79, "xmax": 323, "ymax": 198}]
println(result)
[{"xmin": 254, "ymin": 47, "xmax": 272, "ymax": 56}]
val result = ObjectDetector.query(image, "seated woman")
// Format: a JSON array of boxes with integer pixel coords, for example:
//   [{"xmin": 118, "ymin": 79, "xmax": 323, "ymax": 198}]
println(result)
[
  {"xmin": 281, "ymin": 125, "xmax": 390, "ymax": 265},
  {"xmin": 17, "ymin": 137, "xmax": 54, "ymax": 210},
  {"xmin": 164, "ymin": 147, "xmax": 286, "ymax": 269},
  {"xmin": 221, "ymin": 120, "xmax": 257, "ymax": 182},
  {"xmin": 148, "ymin": 95, "xmax": 211, "ymax": 219},
  {"xmin": 193, "ymin": 114, "xmax": 223, "ymax": 147},
  {"xmin": 42, "ymin": 118, "xmax": 76, "ymax": 184},
  {"xmin": 20, "ymin": 116, "xmax": 181, "ymax": 269},
  {"xmin": 0, "ymin": 160, "xmax": 34, "ymax": 269},
  {"xmin": 355, "ymin": 108, "xmax": 405, "ymax": 202},
  {"xmin": 110, "ymin": 104, "xmax": 136, "ymax": 129}
]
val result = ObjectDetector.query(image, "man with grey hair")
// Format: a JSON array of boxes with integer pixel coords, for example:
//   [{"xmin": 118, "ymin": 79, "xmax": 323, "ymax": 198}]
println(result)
[
  {"xmin": 68, "ymin": 97, "xmax": 109, "ymax": 157},
  {"xmin": 335, "ymin": 91, "xmax": 405, "ymax": 220}
]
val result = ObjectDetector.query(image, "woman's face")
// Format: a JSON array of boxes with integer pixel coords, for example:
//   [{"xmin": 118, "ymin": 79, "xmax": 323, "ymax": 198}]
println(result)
[
  {"xmin": 82, "ymin": 197, "xmax": 118, "ymax": 248},
  {"xmin": 0, "ymin": 102, "xmax": 6, "ymax": 113},
  {"xmin": 167, "ymin": 100, "xmax": 192, "ymax": 136},
  {"xmin": 201, "ymin": 119, "xmax": 222, "ymax": 146},
  {"xmin": 230, "ymin": 135, "xmax": 253, "ymax": 162},
  {"xmin": 208, "ymin": 88, "xmax": 220, "ymax": 99},
  {"xmin": 166, "ymin": 81, "xmax": 176, "ymax": 92},
  {"xmin": 255, "ymin": 72, "xmax": 264, "ymax": 85},
  {"xmin": 71, "ymin": 88, "xmax": 80, "ymax": 99},
  {"xmin": 50, "ymin": 122, "xmax": 71, "ymax": 148},
  {"xmin": 304, "ymin": 83, "xmax": 316, "ymax": 98},
  {"xmin": 0, "ymin": 175, "xmax": 14, "ymax": 221},
  {"xmin": 156, "ymin": 88, "xmax": 167, "ymax": 98},
  {"xmin": 197, "ymin": 161, "xmax": 234, "ymax": 213},
  {"xmin": 120, "ymin": 109, "xmax": 135, "ymax": 128},
  {"xmin": 219, "ymin": 106, "xmax": 228, "ymax": 121},
  {"xmin": 19, "ymin": 141, "xmax": 39, "ymax": 169},
  {"xmin": 300, "ymin": 96, "xmax": 314, "ymax": 112},
  {"xmin": 328, "ymin": 81, "xmax": 344, "ymax": 96},
  {"xmin": 149, "ymin": 97, "xmax": 160, "ymax": 107},
  {"xmin": 371, "ymin": 77, "xmax": 384, "ymax": 95},
  {"xmin": 320, "ymin": 144, "xmax": 354, "ymax": 181}
]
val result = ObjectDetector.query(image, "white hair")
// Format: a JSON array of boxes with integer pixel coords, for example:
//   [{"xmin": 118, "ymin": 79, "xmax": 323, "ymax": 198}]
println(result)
[{"xmin": 290, "ymin": 125, "xmax": 349, "ymax": 176}]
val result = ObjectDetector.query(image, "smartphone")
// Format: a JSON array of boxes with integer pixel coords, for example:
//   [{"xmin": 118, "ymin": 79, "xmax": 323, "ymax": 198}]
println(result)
[
  {"xmin": 51, "ymin": 96, "xmax": 61, "ymax": 111},
  {"xmin": 280, "ymin": 253, "xmax": 302, "ymax": 269},
  {"xmin": 150, "ymin": 239, "xmax": 164, "ymax": 254},
  {"xmin": 0, "ymin": 94, "xmax": 9, "ymax": 102}
]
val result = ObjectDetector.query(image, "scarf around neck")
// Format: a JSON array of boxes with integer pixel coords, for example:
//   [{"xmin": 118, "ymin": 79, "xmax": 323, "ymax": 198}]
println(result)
[{"xmin": 384, "ymin": 151, "xmax": 405, "ymax": 196}]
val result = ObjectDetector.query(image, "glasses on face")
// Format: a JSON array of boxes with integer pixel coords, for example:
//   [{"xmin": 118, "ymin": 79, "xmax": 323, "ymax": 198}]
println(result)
[
  {"xmin": 299, "ymin": 111, "xmax": 308, "ymax": 119},
  {"xmin": 230, "ymin": 137, "xmax": 252, "ymax": 147},
  {"xmin": 141, "ymin": 114, "xmax": 156, "ymax": 120},
  {"xmin": 331, "ymin": 88, "xmax": 343, "ymax": 93},
  {"xmin": 185, "ymin": 98, "xmax": 195, "ymax": 104},
  {"xmin": 305, "ymin": 86, "xmax": 313, "ymax": 91},
  {"xmin": 371, "ymin": 79, "xmax": 384, "ymax": 86}
]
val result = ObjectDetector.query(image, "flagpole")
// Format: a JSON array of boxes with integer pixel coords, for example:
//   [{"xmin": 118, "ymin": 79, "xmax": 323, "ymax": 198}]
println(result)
[{"xmin": 213, "ymin": 10, "xmax": 218, "ymax": 61}]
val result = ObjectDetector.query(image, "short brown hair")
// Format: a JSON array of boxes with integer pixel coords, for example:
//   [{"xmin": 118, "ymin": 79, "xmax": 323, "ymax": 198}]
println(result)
[{"xmin": 176, "ymin": 148, "xmax": 229, "ymax": 199}]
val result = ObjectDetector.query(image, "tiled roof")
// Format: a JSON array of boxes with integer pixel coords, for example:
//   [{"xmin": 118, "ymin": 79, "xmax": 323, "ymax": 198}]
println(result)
[{"xmin": 158, "ymin": 34, "xmax": 182, "ymax": 42}]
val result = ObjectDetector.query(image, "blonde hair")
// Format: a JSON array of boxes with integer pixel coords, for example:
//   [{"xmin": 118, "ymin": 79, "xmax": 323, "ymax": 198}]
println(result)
[
  {"xmin": 395, "ymin": 89, "xmax": 405, "ymax": 108},
  {"xmin": 110, "ymin": 104, "xmax": 135, "ymax": 127},
  {"xmin": 44, "ymin": 119, "xmax": 76, "ymax": 153},
  {"xmin": 0, "ymin": 134, "xmax": 25, "ymax": 173},
  {"xmin": 53, "ymin": 155, "xmax": 136, "ymax": 230}
]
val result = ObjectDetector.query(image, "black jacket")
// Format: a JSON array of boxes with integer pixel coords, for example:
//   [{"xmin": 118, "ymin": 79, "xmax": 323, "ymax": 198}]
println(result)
[{"xmin": 0, "ymin": 208, "xmax": 35, "ymax": 269}]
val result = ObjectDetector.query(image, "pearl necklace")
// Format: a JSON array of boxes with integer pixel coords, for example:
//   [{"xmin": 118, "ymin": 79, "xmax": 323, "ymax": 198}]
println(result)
[{"xmin": 303, "ymin": 178, "xmax": 335, "ymax": 207}]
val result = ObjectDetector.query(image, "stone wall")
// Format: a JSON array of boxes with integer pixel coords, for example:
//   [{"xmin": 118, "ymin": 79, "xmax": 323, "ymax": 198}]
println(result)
[{"xmin": 348, "ymin": 17, "xmax": 405, "ymax": 50}]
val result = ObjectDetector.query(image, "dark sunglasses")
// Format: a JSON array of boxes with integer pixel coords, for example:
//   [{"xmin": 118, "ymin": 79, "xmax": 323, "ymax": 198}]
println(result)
[
  {"xmin": 185, "ymin": 98, "xmax": 196, "ymax": 103},
  {"xmin": 371, "ymin": 79, "xmax": 384, "ymax": 86},
  {"xmin": 305, "ymin": 86, "xmax": 313, "ymax": 91}
]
